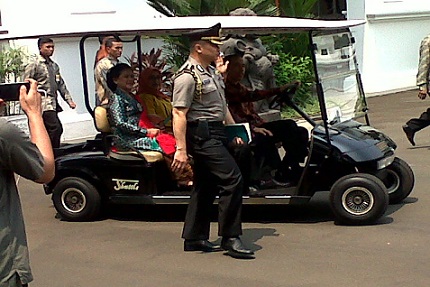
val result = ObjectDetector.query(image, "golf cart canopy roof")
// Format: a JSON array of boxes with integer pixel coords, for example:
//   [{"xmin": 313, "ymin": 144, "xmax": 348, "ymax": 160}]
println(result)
[{"xmin": 0, "ymin": 15, "xmax": 365, "ymax": 40}]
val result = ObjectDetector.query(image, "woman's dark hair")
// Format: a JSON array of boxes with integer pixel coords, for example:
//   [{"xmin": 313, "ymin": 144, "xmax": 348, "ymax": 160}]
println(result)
[{"xmin": 106, "ymin": 63, "xmax": 132, "ymax": 92}]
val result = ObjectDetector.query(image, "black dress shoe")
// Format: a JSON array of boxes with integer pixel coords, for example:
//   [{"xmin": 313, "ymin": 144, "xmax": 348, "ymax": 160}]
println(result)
[
  {"xmin": 184, "ymin": 240, "xmax": 222, "ymax": 252},
  {"xmin": 221, "ymin": 237, "xmax": 255, "ymax": 259},
  {"xmin": 402, "ymin": 125, "xmax": 416, "ymax": 146}
]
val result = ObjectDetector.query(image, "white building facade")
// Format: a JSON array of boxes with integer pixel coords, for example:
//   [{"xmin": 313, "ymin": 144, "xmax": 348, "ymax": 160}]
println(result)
[{"xmin": 347, "ymin": 0, "xmax": 430, "ymax": 95}]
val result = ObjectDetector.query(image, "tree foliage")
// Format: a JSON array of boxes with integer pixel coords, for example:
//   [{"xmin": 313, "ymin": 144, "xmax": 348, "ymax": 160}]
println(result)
[
  {"xmin": 0, "ymin": 45, "xmax": 28, "ymax": 82},
  {"xmin": 147, "ymin": 0, "xmax": 277, "ymax": 16},
  {"xmin": 0, "ymin": 45, "xmax": 29, "ymax": 116},
  {"xmin": 277, "ymin": 0, "xmax": 319, "ymax": 17}
]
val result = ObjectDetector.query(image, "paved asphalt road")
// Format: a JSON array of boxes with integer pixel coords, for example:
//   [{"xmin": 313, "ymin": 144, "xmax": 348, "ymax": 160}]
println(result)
[{"xmin": 16, "ymin": 89, "xmax": 430, "ymax": 287}]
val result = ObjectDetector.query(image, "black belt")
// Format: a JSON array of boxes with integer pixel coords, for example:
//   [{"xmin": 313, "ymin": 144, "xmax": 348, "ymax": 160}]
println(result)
[{"xmin": 187, "ymin": 121, "xmax": 224, "ymax": 127}]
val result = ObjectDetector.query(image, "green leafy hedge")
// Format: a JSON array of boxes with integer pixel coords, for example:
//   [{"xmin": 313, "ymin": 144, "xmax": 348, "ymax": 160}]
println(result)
[
  {"xmin": 0, "ymin": 45, "xmax": 28, "ymax": 82},
  {"xmin": 272, "ymin": 51, "xmax": 319, "ymax": 118}
]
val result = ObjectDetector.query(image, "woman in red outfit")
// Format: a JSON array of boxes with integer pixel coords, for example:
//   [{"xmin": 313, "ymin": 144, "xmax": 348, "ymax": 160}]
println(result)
[{"xmin": 134, "ymin": 65, "xmax": 193, "ymax": 187}]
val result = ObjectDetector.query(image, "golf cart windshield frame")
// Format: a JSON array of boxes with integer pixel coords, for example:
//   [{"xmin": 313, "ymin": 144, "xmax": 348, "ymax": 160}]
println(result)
[{"xmin": 310, "ymin": 29, "xmax": 369, "ymax": 125}]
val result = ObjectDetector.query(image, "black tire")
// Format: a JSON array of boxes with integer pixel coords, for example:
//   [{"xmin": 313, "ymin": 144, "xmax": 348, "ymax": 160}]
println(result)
[
  {"xmin": 52, "ymin": 177, "xmax": 101, "ymax": 222},
  {"xmin": 329, "ymin": 173, "xmax": 388, "ymax": 225},
  {"xmin": 384, "ymin": 157, "xmax": 414, "ymax": 204}
]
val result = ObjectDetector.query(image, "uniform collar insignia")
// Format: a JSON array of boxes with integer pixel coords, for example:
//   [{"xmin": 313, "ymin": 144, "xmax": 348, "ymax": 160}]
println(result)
[{"xmin": 196, "ymin": 65, "xmax": 205, "ymax": 73}]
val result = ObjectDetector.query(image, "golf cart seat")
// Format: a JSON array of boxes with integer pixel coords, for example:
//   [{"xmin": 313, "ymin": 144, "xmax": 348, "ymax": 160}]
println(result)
[{"xmin": 93, "ymin": 106, "xmax": 164, "ymax": 163}]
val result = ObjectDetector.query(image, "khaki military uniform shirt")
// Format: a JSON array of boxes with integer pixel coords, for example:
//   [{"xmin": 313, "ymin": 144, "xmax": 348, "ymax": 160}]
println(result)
[
  {"xmin": 416, "ymin": 35, "xmax": 430, "ymax": 88},
  {"xmin": 94, "ymin": 56, "xmax": 118, "ymax": 105},
  {"xmin": 172, "ymin": 57, "xmax": 227, "ymax": 122},
  {"xmin": 23, "ymin": 55, "xmax": 73, "ymax": 112},
  {"xmin": 0, "ymin": 119, "xmax": 44, "ymax": 286}
]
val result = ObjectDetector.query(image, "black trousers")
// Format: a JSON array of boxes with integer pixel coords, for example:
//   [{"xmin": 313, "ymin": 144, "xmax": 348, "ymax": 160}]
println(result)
[
  {"xmin": 253, "ymin": 119, "xmax": 308, "ymax": 181},
  {"xmin": 228, "ymin": 141, "xmax": 254, "ymax": 191},
  {"xmin": 405, "ymin": 107, "xmax": 430, "ymax": 133},
  {"xmin": 182, "ymin": 123, "xmax": 243, "ymax": 240},
  {"xmin": 42, "ymin": 110, "xmax": 63, "ymax": 148}
]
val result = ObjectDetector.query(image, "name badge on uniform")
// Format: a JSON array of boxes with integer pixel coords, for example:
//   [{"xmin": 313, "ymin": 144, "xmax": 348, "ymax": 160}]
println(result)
[{"xmin": 202, "ymin": 78, "xmax": 211, "ymax": 85}]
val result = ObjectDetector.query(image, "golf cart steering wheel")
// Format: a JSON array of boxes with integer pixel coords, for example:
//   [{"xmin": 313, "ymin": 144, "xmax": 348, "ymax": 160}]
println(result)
[{"xmin": 269, "ymin": 83, "xmax": 300, "ymax": 109}]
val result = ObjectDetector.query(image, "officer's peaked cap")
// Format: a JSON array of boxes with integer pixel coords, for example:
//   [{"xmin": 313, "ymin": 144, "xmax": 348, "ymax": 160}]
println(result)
[{"xmin": 185, "ymin": 23, "xmax": 223, "ymax": 45}]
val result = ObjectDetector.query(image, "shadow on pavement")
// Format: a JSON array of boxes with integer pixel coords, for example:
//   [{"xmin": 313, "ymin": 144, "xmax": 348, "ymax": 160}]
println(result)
[
  {"xmin": 408, "ymin": 145, "xmax": 430, "ymax": 150},
  {"xmin": 212, "ymin": 227, "xmax": 279, "ymax": 252},
  {"xmin": 385, "ymin": 197, "xmax": 418, "ymax": 217}
]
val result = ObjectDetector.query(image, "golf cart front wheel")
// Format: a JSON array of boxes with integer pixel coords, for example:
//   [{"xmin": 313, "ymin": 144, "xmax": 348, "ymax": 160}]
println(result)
[
  {"xmin": 52, "ymin": 177, "xmax": 101, "ymax": 222},
  {"xmin": 329, "ymin": 173, "xmax": 388, "ymax": 225}
]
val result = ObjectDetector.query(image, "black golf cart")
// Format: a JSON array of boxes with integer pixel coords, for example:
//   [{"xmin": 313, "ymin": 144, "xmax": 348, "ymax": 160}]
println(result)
[{"xmin": 18, "ymin": 16, "xmax": 412, "ymax": 224}]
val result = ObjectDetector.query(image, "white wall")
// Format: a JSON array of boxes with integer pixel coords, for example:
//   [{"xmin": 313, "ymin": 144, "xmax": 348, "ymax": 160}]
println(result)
[
  {"xmin": 346, "ymin": 0, "xmax": 365, "ymax": 71},
  {"xmin": 358, "ymin": 0, "xmax": 430, "ymax": 95}
]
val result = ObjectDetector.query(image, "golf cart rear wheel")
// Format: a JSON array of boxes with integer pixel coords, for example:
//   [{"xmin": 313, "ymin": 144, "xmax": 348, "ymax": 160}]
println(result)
[
  {"xmin": 384, "ymin": 157, "xmax": 414, "ymax": 204},
  {"xmin": 330, "ymin": 173, "xmax": 388, "ymax": 225},
  {"xmin": 52, "ymin": 177, "xmax": 101, "ymax": 222}
]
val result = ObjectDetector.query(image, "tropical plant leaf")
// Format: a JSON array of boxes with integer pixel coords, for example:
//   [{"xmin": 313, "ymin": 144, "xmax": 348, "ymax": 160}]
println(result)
[{"xmin": 0, "ymin": 45, "xmax": 29, "ymax": 82}]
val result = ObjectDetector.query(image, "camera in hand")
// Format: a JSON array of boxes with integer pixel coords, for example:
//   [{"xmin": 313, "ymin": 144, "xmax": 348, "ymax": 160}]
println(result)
[{"xmin": 0, "ymin": 82, "xmax": 31, "ymax": 101}]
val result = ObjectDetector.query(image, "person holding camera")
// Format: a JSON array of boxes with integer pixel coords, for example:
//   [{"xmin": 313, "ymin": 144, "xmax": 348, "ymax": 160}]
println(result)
[
  {"xmin": 24, "ymin": 37, "xmax": 76, "ymax": 149},
  {"xmin": 0, "ymin": 79, "xmax": 55, "ymax": 287}
]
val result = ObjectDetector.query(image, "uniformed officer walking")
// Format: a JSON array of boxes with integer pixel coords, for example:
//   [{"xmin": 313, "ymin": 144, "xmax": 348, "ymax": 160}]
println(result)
[{"xmin": 171, "ymin": 23, "xmax": 255, "ymax": 259}]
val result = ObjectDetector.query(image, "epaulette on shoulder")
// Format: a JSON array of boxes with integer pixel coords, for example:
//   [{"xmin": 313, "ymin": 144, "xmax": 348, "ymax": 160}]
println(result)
[{"xmin": 173, "ymin": 64, "xmax": 203, "ymax": 97}]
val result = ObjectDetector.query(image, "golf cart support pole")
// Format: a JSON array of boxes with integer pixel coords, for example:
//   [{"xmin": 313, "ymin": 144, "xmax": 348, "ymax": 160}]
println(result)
[
  {"xmin": 79, "ymin": 35, "xmax": 93, "ymax": 117},
  {"xmin": 351, "ymin": 36, "xmax": 370, "ymax": 126},
  {"xmin": 309, "ymin": 31, "xmax": 331, "ymax": 146}
]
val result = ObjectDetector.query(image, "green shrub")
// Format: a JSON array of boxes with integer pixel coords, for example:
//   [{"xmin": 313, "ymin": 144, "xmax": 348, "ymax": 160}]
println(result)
[
  {"xmin": 0, "ymin": 45, "xmax": 29, "ymax": 116},
  {"xmin": 272, "ymin": 51, "xmax": 319, "ymax": 118},
  {"xmin": 0, "ymin": 45, "xmax": 28, "ymax": 82}
]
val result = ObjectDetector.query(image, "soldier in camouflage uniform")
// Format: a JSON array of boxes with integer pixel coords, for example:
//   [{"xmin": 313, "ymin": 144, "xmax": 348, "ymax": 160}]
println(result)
[
  {"xmin": 24, "ymin": 37, "xmax": 76, "ymax": 148},
  {"xmin": 403, "ymin": 34, "xmax": 430, "ymax": 146},
  {"xmin": 94, "ymin": 37, "xmax": 123, "ymax": 106}
]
